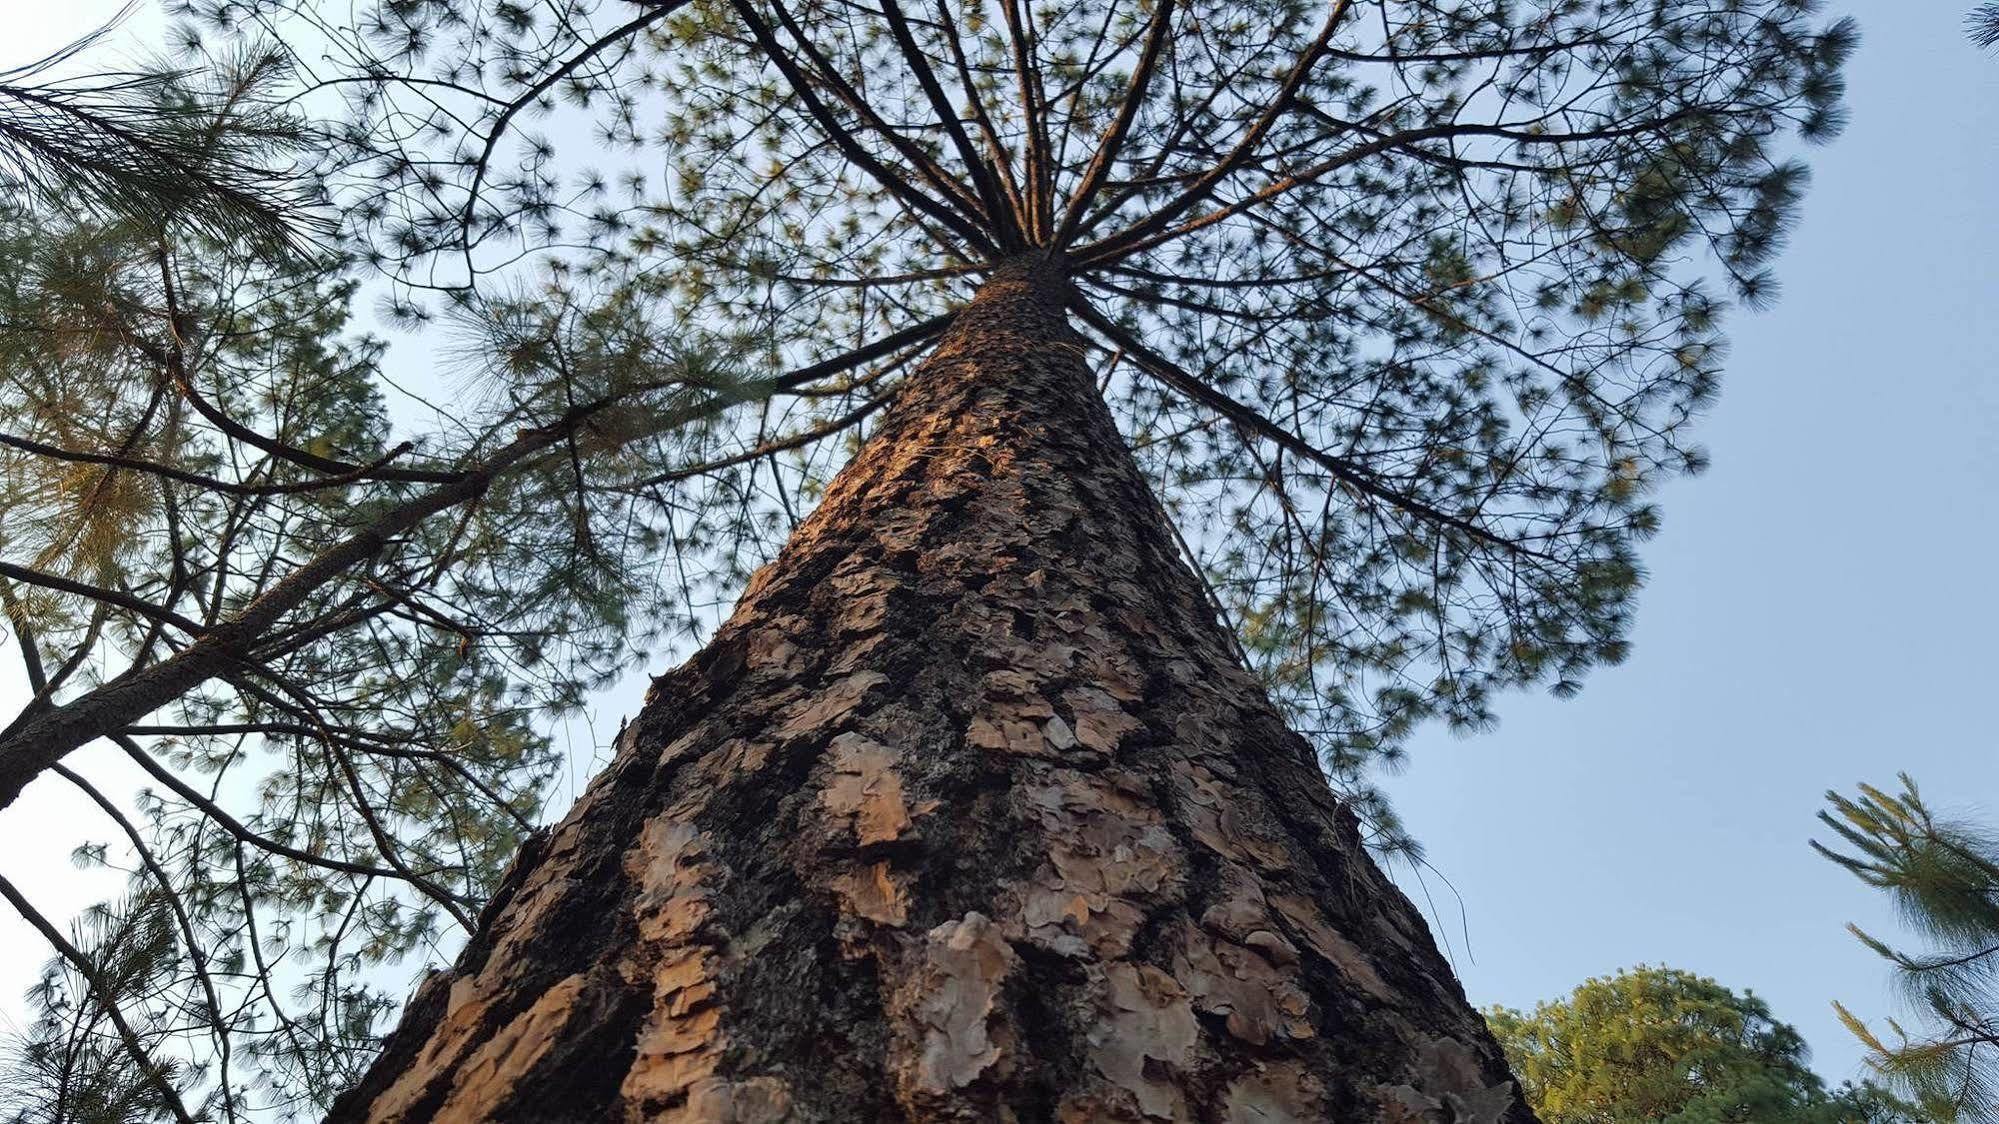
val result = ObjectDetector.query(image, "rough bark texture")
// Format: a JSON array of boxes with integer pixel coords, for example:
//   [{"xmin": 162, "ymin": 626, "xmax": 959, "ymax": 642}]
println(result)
[{"xmin": 330, "ymin": 257, "xmax": 1537, "ymax": 1123}]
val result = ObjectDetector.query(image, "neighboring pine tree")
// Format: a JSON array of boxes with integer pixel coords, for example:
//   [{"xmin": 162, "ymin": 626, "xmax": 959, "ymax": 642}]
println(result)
[
  {"xmin": 1489, "ymin": 966, "xmax": 1923, "ymax": 1124},
  {"xmin": 1819, "ymin": 776, "xmax": 1999, "ymax": 1123}
]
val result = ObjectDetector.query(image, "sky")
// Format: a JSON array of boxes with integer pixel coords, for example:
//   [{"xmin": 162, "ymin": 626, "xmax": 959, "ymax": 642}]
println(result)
[
  {"xmin": 0, "ymin": 0, "xmax": 1994, "ymax": 1098},
  {"xmin": 1378, "ymin": 0, "xmax": 1999, "ymax": 1082}
]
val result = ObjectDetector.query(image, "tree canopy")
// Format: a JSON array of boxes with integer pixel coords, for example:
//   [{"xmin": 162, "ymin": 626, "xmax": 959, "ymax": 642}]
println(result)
[
  {"xmin": 1489, "ymin": 966, "xmax": 1923, "ymax": 1124},
  {"xmin": 179, "ymin": 0, "xmax": 1859, "ymax": 841}
]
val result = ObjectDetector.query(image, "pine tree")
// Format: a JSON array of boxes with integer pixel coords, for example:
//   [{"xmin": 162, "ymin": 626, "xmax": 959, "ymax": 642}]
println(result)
[
  {"xmin": 1819, "ymin": 776, "xmax": 1999, "ymax": 1123},
  {"xmin": 0, "ymin": 891, "xmax": 195, "ymax": 1124},
  {"xmin": 175, "ymin": 0, "xmax": 1865, "ymax": 1118},
  {"xmin": 7, "ymin": 0, "xmax": 1854, "ymax": 1116}
]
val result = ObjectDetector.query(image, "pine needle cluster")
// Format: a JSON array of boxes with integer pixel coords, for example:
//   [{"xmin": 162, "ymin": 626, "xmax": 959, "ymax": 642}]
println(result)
[
  {"xmin": 0, "ymin": 11, "xmax": 316, "ymax": 252},
  {"xmin": 1820, "ymin": 776, "xmax": 1999, "ymax": 1122}
]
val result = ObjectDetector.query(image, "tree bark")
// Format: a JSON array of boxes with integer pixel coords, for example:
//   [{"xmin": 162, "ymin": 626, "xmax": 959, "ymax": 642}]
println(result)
[{"xmin": 330, "ymin": 256, "xmax": 1536, "ymax": 1123}]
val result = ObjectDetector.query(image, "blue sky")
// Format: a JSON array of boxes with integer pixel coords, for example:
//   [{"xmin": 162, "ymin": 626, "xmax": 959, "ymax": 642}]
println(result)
[
  {"xmin": 2, "ymin": 0, "xmax": 1993, "ymax": 1096},
  {"xmin": 1381, "ymin": 0, "xmax": 1999, "ymax": 1083}
]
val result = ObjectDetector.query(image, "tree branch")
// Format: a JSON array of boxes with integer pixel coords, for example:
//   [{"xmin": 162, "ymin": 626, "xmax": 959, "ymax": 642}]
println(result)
[
  {"xmin": 0, "ymin": 370, "xmax": 771, "ymax": 812},
  {"xmin": 0, "ymin": 871, "xmax": 199, "ymax": 1124},
  {"xmin": 1077, "ymin": 3, "xmax": 1348, "ymax": 258},
  {"xmin": 1069, "ymin": 296, "xmax": 1552, "ymax": 561},
  {"xmin": 1053, "ymin": 0, "xmax": 1176, "ymax": 247},
  {"xmin": 729, "ymin": 0, "xmax": 1001, "ymax": 259},
  {"xmin": 878, "ymin": 0, "xmax": 1022, "ymax": 250}
]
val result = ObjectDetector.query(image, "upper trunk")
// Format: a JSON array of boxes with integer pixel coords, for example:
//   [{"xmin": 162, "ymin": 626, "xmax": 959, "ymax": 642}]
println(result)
[{"xmin": 330, "ymin": 255, "xmax": 1535, "ymax": 1123}]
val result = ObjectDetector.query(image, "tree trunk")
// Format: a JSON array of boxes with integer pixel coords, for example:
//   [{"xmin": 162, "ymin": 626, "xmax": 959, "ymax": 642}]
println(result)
[{"xmin": 330, "ymin": 256, "xmax": 1535, "ymax": 1123}]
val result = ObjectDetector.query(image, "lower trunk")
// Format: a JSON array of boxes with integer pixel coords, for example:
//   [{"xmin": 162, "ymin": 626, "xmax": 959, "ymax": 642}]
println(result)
[{"xmin": 331, "ymin": 258, "xmax": 1534, "ymax": 1123}]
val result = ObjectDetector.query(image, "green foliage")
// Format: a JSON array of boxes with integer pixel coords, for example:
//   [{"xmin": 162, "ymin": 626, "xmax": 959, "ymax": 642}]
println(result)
[
  {"xmin": 1819, "ymin": 776, "xmax": 1999, "ymax": 1122},
  {"xmin": 0, "ymin": 15, "xmax": 314, "ymax": 251},
  {"xmin": 1490, "ymin": 966, "xmax": 1925, "ymax": 1123},
  {"xmin": 0, "ymin": 49, "xmax": 773, "ymax": 1115},
  {"xmin": 0, "ymin": 200, "xmax": 520, "ymax": 1115},
  {"xmin": 0, "ymin": 187, "xmax": 783, "ymax": 1110}
]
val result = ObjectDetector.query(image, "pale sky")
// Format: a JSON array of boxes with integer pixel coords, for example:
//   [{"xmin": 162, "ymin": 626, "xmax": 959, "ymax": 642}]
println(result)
[
  {"xmin": 1, "ymin": 0, "xmax": 1992, "ymax": 1099},
  {"xmin": 1381, "ymin": 0, "xmax": 1999, "ymax": 1083}
]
